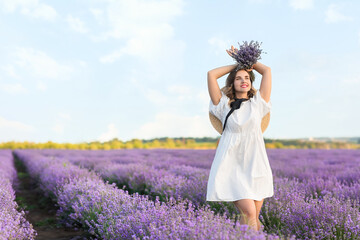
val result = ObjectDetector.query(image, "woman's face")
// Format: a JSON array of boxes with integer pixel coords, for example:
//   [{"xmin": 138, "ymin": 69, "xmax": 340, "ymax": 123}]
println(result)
[{"xmin": 234, "ymin": 70, "xmax": 251, "ymax": 93}]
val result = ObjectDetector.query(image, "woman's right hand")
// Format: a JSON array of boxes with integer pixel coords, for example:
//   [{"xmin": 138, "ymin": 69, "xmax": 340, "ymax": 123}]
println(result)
[
  {"xmin": 226, "ymin": 45, "xmax": 238, "ymax": 58},
  {"xmin": 227, "ymin": 45, "xmax": 254, "ymax": 72}
]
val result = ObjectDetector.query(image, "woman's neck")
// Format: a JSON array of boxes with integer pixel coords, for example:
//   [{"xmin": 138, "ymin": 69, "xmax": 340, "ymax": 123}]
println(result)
[{"xmin": 235, "ymin": 92, "xmax": 249, "ymax": 99}]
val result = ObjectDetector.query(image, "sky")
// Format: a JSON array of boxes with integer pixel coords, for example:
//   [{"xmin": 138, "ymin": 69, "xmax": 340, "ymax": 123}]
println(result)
[{"xmin": 0, "ymin": 0, "xmax": 359, "ymax": 143}]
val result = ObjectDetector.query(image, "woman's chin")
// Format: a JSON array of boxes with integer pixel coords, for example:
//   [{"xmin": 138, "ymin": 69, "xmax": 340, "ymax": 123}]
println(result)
[{"xmin": 236, "ymin": 89, "xmax": 249, "ymax": 93}]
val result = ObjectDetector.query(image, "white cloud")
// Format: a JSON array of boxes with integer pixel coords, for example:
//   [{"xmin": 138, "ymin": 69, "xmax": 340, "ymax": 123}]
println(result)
[
  {"xmin": 0, "ymin": 83, "xmax": 27, "ymax": 94},
  {"xmin": 247, "ymin": 0, "xmax": 272, "ymax": 3},
  {"xmin": 341, "ymin": 76, "xmax": 360, "ymax": 86},
  {"xmin": 131, "ymin": 76, "xmax": 208, "ymax": 109},
  {"xmin": 310, "ymin": 97, "xmax": 324, "ymax": 105},
  {"xmin": 131, "ymin": 77, "xmax": 200, "ymax": 105},
  {"xmin": 144, "ymin": 88, "xmax": 168, "ymax": 104},
  {"xmin": 129, "ymin": 77, "xmax": 169, "ymax": 105},
  {"xmin": 325, "ymin": 4, "xmax": 353, "ymax": 23},
  {"xmin": 167, "ymin": 84, "xmax": 192, "ymax": 101},
  {"xmin": 132, "ymin": 112, "xmax": 216, "ymax": 139},
  {"xmin": 53, "ymin": 123, "xmax": 64, "ymax": 134},
  {"xmin": 13, "ymin": 47, "xmax": 73, "ymax": 79},
  {"xmin": 21, "ymin": 3, "xmax": 57, "ymax": 20},
  {"xmin": 1, "ymin": 64, "xmax": 20, "ymax": 79},
  {"xmin": 167, "ymin": 85, "xmax": 191, "ymax": 95},
  {"xmin": 66, "ymin": 15, "xmax": 88, "ymax": 33},
  {"xmin": 96, "ymin": 0, "xmax": 185, "ymax": 63},
  {"xmin": 36, "ymin": 80, "xmax": 47, "ymax": 91},
  {"xmin": 89, "ymin": 8, "xmax": 104, "ymax": 22},
  {"xmin": 51, "ymin": 113, "xmax": 71, "ymax": 135},
  {"xmin": 208, "ymin": 37, "xmax": 231, "ymax": 56},
  {"xmin": 167, "ymin": 85, "xmax": 209, "ymax": 104},
  {"xmin": 0, "ymin": 116, "xmax": 35, "ymax": 142},
  {"xmin": 78, "ymin": 60, "xmax": 87, "ymax": 68},
  {"xmin": 0, "ymin": 0, "xmax": 57, "ymax": 21},
  {"xmin": 98, "ymin": 123, "xmax": 119, "ymax": 142},
  {"xmin": 304, "ymin": 72, "xmax": 317, "ymax": 82},
  {"xmin": 283, "ymin": 51, "xmax": 360, "ymax": 117},
  {"xmin": 196, "ymin": 89, "xmax": 210, "ymax": 112},
  {"xmin": 99, "ymin": 49, "xmax": 124, "ymax": 64},
  {"xmin": 97, "ymin": 0, "xmax": 183, "ymax": 40},
  {"xmin": 289, "ymin": 0, "xmax": 313, "ymax": 10},
  {"xmin": 58, "ymin": 113, "xmax": 71, "ymax": 121},
  {"xmin": 99, "ymin": 24, "xmax": 185, "ymax": 63}
]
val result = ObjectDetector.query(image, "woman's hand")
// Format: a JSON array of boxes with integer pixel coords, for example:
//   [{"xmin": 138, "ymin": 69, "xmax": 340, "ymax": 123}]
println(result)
[
  {"xmin": 226, "ymin": 45, "xmax": 238, "ymax": 58},
  {"xmin": 246, "ymin": 66, "xmax": 254, "ymax": 72},
  {"xmin": 227, "ymin": 45, "xmax": 253, "ymax": 71}
]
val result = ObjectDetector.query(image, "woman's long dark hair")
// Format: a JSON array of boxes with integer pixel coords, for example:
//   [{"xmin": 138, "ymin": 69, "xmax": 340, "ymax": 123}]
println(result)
[{"xmin": 222, "ymin": 68, "xmax": 256, "ymax": 107}]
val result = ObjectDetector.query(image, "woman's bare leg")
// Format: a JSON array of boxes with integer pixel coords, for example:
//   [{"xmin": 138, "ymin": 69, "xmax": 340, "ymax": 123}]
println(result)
[
  {"xmin": 233, "ymin": 199, "xmax": 257, "ymax": 231},
  {"xmin": 254, "ymin": 198, "xmax": 264, "ymax": 231}
]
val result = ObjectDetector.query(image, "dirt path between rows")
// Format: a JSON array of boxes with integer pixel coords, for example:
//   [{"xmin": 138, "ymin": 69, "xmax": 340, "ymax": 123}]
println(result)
[{"xmin": 13, "ymin": 154, "xmax": 89, "ymax": 240}]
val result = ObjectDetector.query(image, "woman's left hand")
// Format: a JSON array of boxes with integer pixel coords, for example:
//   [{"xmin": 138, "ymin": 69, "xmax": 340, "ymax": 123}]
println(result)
[
  {"xmin": 246, "ymin": 63, "xmax": 255, "ymax": 71},
  {"xmin": 226, "ymin": 45, "xmax": 238, "ymax": 58}
]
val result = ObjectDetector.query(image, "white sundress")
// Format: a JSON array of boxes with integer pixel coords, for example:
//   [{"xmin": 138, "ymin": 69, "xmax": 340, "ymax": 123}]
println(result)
[{"xmin": 206, "ymin": 89, "xmax": 274, "ymax": 202}]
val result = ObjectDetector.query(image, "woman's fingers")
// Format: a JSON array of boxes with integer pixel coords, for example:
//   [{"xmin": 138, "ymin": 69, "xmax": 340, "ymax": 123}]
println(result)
[
  {"xmin": 227, "ymin": 45, "xmax": 239, "ymax": 58},
  {"xmin": 226, "ymin": 50, "xmax": 234, "ymax": 57}
]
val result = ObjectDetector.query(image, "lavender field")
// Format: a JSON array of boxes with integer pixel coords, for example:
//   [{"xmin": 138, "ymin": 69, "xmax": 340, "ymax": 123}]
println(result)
[
  {"xmin": 0, "ymin": 150, "xmax": 36, "ymax": 239},
  {"xmin": 1, "ymin": 148, "xmax": 360, "ymax": 239}
]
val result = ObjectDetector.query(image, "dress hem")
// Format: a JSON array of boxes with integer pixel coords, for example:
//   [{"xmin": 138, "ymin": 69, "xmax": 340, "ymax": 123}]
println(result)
[{"xmin": 206, "ymin": 194, "xmax": 273, "ymax": 202}]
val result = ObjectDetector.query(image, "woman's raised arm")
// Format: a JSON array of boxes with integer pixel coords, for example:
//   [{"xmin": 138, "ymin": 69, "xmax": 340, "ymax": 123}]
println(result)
[
  {"xmin": 207, "ymin": 64, "xmax": 237, "ymax": 105},
  {"xmin": 253, "ymin": 61, "xmax": 272, "ymax": 103}
]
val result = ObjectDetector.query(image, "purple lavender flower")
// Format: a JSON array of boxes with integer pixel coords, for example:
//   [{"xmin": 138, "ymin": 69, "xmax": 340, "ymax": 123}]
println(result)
[
  {"xmin": 0, "ymin": 150, "xmax": 37, "ymax": 239},
  {"xmin": 13, "ymin": 148, "xmax": 360, "ymax": 240},
  {"xmin": 13, "ymin": 149, "xmax": 274, "ymax": 239},
  {"xmin": 228, "ymin": 40, "xmax": 265, "ymax": 70}
]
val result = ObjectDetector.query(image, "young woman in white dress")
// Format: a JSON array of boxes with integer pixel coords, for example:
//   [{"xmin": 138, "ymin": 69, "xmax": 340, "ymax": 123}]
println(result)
[{"xmin": 207, "ymin": 52, "xmax": 272, "ymax": 231}]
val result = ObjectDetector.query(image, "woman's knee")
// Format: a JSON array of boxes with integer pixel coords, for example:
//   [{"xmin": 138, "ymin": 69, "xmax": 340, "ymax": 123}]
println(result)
[
  {"xmin": 233, "ymin": 199, "xmax": 257, "ymax": 218},
  {"xmin": 240, "ymin": 209, "xmax": 257, "ymax": 219}
]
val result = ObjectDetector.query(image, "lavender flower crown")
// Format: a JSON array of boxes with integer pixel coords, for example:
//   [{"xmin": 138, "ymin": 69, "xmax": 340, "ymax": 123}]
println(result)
[{"xmin": 227, "ymin": 40, "xmax": 266, "ymax": 71}]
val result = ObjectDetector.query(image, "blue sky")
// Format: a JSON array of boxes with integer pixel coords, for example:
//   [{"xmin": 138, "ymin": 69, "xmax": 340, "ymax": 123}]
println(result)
[{"xmin": 0, "ymin": 0, "xmax": 359, "ymax": 143}]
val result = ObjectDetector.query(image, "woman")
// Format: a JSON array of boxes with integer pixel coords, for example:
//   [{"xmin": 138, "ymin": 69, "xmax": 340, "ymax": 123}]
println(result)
[{"xmin": 206, "ymin": 49, "xmax": 273, "ymax": 232}]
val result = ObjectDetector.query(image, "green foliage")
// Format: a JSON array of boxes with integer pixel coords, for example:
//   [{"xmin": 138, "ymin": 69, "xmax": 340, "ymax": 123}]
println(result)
[
  {"xmin": 1, "ymin": 137, "xmax": 359, "ymax": 150},
  {"xmin": 17, "ymin": 172, "xmax": 29, "ymax": 179},
  {"xmin": 34, "ymin": 217, "xmax": 59, "ymax": 228},
  {"xmin": 207, "ymin": 201, "xmax": 238, "ymax": 219}
]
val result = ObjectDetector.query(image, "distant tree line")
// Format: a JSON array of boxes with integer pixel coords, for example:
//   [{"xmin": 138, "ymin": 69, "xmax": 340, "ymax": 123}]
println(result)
[{"xmin": 1, "ymin": 137, "xmax": 359, "ymax": 150}]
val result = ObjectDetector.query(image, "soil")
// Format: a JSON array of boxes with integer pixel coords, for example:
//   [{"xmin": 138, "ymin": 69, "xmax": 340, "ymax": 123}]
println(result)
[{"xmin": 13, "ymin": 154, "xmax": 90, "ymax": 240}]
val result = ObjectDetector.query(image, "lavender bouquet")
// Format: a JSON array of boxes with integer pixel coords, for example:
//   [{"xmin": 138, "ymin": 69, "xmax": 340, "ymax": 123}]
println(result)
[{"xmin": 226, "ymin": 40, "xmax": 265, "ymax": 70}]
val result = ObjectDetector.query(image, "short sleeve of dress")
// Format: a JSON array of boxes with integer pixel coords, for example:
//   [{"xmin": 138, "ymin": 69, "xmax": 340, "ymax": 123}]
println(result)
[
  {"xmin": 254, "ymin": 90, "xmax": 272, "ymax": 118},
  {"xmin": 209, "ymin": 91, "xmax": 229, "ymax": 120}
]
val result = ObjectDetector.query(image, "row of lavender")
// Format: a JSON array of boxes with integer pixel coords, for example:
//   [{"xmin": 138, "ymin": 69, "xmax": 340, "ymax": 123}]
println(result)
[
  {"xmin": 40, "ymin": 149, "xmax": 220, "ymax": 208},
  {"xmin": 38, "ymin": 148, "xmax": 360, "ymax": 239},
  {"xmin": 39, "ymin": 149, "xmax": 360, "ymax": 203},
  {"xmin": 0, "ymin": 150, "xmax": 36, "ymax": 240},
  {"xmin": 13, "ymin": 149, "xmax": 283, "ymax": 240}
]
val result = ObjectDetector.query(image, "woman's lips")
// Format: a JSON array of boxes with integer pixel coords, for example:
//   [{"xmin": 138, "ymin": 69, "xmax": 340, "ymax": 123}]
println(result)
[{"xmin": 241, "ymin": 85, "xmax": 248, "ymax": 88}]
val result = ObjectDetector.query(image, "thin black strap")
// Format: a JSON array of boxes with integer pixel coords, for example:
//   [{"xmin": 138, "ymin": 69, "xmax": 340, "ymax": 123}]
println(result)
[
  {"xmin": 222, "ymin": 109, "xmax": 235, "ymax": 132},
  {"xmin": 223, "ymin": 98, "xmax": 249, "ymax": 132}
]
